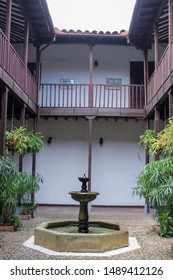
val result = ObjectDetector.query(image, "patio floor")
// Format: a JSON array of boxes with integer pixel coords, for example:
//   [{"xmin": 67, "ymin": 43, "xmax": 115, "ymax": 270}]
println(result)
[{"xmin": 0, "ymin": 206, "xmax": 173, "ymax": 260}]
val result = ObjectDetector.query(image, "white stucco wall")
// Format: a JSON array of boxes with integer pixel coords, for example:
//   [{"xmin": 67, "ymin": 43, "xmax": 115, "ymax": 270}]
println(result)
[
  {"xmin": 40, "ymin": 44, "xmax": 144, "ymax": 85},
  {"xmin": 33, "ymin": 118, "xmax": 145, "ymax": 206}
]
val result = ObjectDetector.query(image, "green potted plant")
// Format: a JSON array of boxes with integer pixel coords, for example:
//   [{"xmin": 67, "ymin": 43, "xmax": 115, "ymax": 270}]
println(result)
[
  {"xmin": 17, "ymin": 172, "xmax": 43, "ymax": 218},
  {"xmin": 5, "ymin": 126, "xmax": 44, "ymax": 155},
  {"xmin": 133, "ymin": 120, "xmax": 173, "ymax": 237},
  {"xmin": 0, "ymin": 156, "xmax": 21, "ymax": 230}
]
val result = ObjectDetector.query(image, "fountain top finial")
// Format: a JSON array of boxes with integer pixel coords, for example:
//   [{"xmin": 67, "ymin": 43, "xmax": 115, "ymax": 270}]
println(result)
[{"xmin": 78, "ymin": 174, "xmax": 89, "ymax": 192}]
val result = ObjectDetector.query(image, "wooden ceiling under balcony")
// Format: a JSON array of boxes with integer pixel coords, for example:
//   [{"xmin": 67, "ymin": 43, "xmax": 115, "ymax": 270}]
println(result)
[
  {"xmin": 0, "ymin": 0, "xmax": 54, "ymax": 44},
  {"xmin": 129, "ymin": 0, "xmax": 168, "ymax": 49}
]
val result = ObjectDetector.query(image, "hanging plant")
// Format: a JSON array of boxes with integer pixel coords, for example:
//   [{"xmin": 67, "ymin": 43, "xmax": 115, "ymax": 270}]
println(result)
[
  {"xmin": 5, "ymin": 127, "xmax": 44, "ymax": 155},
  {"xmin": 26, "ymin": 131, "xmax": 44, "ymax": 153}
]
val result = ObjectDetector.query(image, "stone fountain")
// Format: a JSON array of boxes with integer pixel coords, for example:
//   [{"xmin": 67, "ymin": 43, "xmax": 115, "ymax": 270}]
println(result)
[
  {"xmin": 34, "ymin": 175, "xmax": 129, "ymax": 252},
  {"xmin": 69, "ymin": 174, "xmax": 99, "ymax": 233}
]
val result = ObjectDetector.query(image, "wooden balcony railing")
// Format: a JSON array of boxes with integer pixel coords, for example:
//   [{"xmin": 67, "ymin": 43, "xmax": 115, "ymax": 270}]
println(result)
[
  {"xmin": 147, "ymin": 38, "xmax": 173, "ymax": 104},
  {"xmin": 40, "ymin": 83, "xmax": 144, "ymax": 109},
  {"xmin": 0, "ymin": 29, "xmax": 37, "ymax": 104}
]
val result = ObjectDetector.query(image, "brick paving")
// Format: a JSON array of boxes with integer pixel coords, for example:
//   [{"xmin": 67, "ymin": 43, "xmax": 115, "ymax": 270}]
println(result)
[{"xmin": 0, "ymin": 206, "xmax": 173, "ymax": 260}]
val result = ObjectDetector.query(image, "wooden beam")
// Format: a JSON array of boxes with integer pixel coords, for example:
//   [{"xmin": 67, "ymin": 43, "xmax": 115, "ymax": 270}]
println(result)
[{"xmin": 0, "ymin": 86, "xmax": 8, "ymax": 156}]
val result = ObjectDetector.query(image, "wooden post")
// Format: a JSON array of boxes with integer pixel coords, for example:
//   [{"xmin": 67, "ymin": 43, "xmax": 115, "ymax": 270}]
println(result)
[
  {"xmin": 89, "ymin": 44, "xmax": 94, "ymax": 107},
  {"xmin": 19, "ymin": 105, "xmax": 26, "ymax": 172},
  {"xmin": 23, "ymin": 21, "xmax": 29, "ymax": 92},
  {"xmin": 154, "ymin": 107, "xmax": 160, "ymax": 160},
  {"xmin": 145, "ymin": 118, "xmax": 150, "ymax": 213},
  {"xmin": 86, "ymin": 116, "xmax": 95, "ymax": 191},
  {"xmin": 143, "ymin": 50, "xmax": 148, "ymax": 106},
  {"xmin": 154, "ymin": 23, "xmax": 159, "ymax": 68},
  {"xmin": 31, "ymin": 118, "xmax": 37, "ymax": 202},
  {"xmin": 5, "ymin": 0, "xmax": 12, "ymax": 71},
  {"xmin": 169, "ymin": 90, "xmax": 173, "ymax": 118},
  {"xmin": 145, "ymin": 118, "xmax": 150, "ymax": 165},
  {"xmin": 0, "ymin": 86, "xmax": 8, "ymax": 156},
  {"xmin": 36, "ymin": 46, "xmax": 41, "ymax": 106}
]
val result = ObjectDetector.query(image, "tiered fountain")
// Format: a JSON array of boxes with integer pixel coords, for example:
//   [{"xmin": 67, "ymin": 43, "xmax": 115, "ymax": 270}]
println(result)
[{"xmin": 34, "ymin": 175, "xmax": 129, "ymax": 252}]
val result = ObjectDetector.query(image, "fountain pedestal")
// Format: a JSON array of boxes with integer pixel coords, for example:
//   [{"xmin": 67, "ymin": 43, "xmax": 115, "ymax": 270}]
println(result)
[
  {"xmin": 69, "ymin": 175, "xmax": 99, "ymax": 233},
  {"xmin": 79, "ymin": 202, "xmax": 88, "ymax": 233}
]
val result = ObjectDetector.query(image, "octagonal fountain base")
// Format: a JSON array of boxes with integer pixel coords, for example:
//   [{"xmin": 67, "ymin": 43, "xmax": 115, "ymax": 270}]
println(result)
[{"xmin": 34, "ymin": 220, "xmax": 129, "ymax": 253}]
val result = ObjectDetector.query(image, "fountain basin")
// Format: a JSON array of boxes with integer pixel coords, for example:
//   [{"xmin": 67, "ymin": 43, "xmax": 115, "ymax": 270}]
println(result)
[
  {"xmin": 69, "ymin": 191, "xmax": 99, "ymax": 202},
  {"xmin": 34, "ymin": 220, "xmax": 129, "ymax": 252}
]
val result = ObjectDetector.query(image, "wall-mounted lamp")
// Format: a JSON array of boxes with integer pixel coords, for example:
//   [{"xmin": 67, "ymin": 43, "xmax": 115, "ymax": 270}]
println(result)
[
  {"xmin": 94, "ymin": 60, "xmax": 98, "ymax": 67},
  {"xmin": 47, "ymin": 137, "xmax": 52, "ymax": 145},
  {"xmin": 99, "ymin": 137, "xmax": 103, "ymax": 147}
]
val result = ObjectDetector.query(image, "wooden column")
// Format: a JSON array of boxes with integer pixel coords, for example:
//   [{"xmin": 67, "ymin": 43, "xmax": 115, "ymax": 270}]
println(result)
[
  {"xmin": 0, "ymin": 87, "xmax": 8, "ymax": 156},
  {"xmin": 36, "ymin": 46, "xmax": 41, "ymax": 106},
  {"xmin": 19, "ymin": 105, "xmax": 26, "ymax": 172},
  {"xmin": 145, "ymin": 118, "xmax": 150, "ymax": 165},
  {"xmin": 143, "ymin": 50, "xmax": 148, "ymax": 106},
  {"xmin": 145, "ymin": 118, "xmax": 150, "ymax": 213},
  {"xmin": 31, "ymin": 118, "xmax": 37, "ymax": 202},
  {"xmin": 89, "ymin": 44, "xmax": 94, "ymax": 107},
  {"xmin": 5, "ymin": 0, "xmax": 12, "ymax": 71},
  {"xmin": 154, "ymin": 23, "xmax": 159, "ymax": 69},
  {"xmin": 23, "ymin": 21, "xmax": 29, "ymax": 92},
  {"xmin": 169, "ymin": 90, "xmax": 173, "ymax": 118},
  {"xmin": 154, "ymin": 107, "xmax": 160, "ymax": 160},
  {"xmin": 87, "ymin": 116, "xmax": 94, "ymax": 191}
]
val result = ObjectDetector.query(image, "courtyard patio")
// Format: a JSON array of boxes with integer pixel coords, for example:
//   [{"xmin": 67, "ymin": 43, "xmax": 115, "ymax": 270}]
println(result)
[{"xmin": 0, "ymin": 206, "xmax": 172, "ymax": 260}]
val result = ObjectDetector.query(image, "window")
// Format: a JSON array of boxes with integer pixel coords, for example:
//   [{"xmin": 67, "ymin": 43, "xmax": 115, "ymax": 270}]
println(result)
[
  {"xmin": 60, "ymin": 79, "xmax": 74, "ymax": 85},
  {"xmin": 106, "ymin": 78, "xmax": 122, "ymax": 85},
  {"xmin": 106, "ymin": 78, "xmax": 122, "ymax": 89}
]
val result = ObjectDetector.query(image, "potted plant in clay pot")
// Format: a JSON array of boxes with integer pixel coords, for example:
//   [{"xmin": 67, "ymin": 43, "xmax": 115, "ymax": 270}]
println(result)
[{"xmin": 133, "ymin": 120, "xmax": 173, "ymax": 237}]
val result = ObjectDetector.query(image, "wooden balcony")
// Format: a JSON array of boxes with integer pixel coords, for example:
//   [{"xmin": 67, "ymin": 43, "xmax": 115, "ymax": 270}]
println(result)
[
  {"xmin": 39, "ymin": 83, "xmax": 145, "ymax": 118},
  {"xmin": 0, "ymin": 29, "xmax": 37, "ymax": 113},
  {"xmin": 146, "ymin": 38, "xmax": 173, "ymax": 115}
]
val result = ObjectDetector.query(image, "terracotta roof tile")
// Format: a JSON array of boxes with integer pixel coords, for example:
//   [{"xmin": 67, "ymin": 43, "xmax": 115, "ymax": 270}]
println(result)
[{"xmin": 54, "ymin": 27, "xmax": 128, "ymax": 37}]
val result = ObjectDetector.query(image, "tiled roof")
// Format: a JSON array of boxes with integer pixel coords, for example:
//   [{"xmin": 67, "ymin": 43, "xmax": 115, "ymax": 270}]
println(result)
[{"xmin": 54, "ymin": 28, "xmax": 128, "ymax": 37}]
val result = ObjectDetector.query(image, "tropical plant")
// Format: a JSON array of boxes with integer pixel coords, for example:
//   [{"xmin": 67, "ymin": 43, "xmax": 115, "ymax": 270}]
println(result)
[
  {"xmin": 138, "ymin": 119, "xmax": 173, "ymax": 157},
  {"xmin": 0, "ymin": 156, "xmax": 43, "ymax": 227},
  {"xmin": 17, "ymin": 172, "xmax": 43, "ymax": 217},
  {"xmin": 5, "ymin": 126, "xmax": 44, "ymax": 155},
  {"xmin": 133, "ymin": 120, "xmax": 173, "ymax": 237},
  {"xmin": 0, "ymin": 156, "xmax": 19, "ymax": 226}
]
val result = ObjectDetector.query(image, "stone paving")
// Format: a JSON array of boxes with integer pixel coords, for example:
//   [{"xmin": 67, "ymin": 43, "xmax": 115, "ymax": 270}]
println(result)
[{"xmin": 0, "ymin": 206, "xmax": 173, "ymax": 260}]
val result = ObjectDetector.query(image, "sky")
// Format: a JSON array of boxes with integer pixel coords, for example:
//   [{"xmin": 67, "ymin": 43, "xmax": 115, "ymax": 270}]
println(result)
[{"xmin": 46, "ymin": 0, "xmax": 136, "ymax": 32}]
